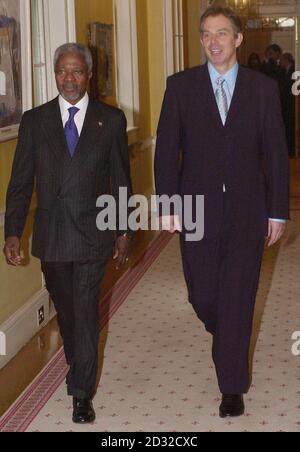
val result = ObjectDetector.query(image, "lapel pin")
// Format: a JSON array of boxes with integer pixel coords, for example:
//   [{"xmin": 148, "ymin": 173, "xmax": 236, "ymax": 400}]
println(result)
[{"xmin": 98, "ymin": 121, "xmax": 103, "ymax": 127}]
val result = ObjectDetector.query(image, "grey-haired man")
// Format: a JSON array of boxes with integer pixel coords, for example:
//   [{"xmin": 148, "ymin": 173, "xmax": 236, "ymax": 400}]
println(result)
[{"xmin": 4, "ymin": 43, "xmax": 133, "ymax": 423}]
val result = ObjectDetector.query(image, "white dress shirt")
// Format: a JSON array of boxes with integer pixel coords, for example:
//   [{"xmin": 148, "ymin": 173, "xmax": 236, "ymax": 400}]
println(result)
[{"xmin": 59, "ymin": 92, "xmax": 89, "ymax": 136}]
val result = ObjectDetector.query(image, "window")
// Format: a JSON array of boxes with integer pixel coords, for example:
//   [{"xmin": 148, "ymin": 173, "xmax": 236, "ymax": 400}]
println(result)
[
  {"xmin": 163, "ymin": 0, "xmax": 185, "ymax": 77},
  {"xmin": 31, "ymin": 0, "xmax": 76, "ymax": 105}
]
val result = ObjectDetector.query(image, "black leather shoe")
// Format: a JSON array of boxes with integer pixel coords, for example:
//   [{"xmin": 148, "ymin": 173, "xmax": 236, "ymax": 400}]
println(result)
[
  {"xmin": 219, "ymin": 394, "xmax": 245, "ymax": 418},
  {"xmin": 72, "ymin": 398, "xmax": 95, "ymax": 424}
]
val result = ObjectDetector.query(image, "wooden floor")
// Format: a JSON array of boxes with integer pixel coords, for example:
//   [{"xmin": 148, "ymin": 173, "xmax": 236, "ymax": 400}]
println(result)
[{"xmin": 0, "ymin": 159, "xmax": 299, "ymax": 418}]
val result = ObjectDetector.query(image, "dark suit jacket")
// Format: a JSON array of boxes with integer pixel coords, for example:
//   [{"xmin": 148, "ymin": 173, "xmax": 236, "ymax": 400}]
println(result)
[
  {"xmin": 155, "ymin": 64, "xmax": 289, "ymax": 239},
  {"xmin": 282, "ymin": 64, "xmax": 296, "ymax": 115},
  {"xmin": 5, "ymin": 97, "xmax": 132, "ymax": 262}
]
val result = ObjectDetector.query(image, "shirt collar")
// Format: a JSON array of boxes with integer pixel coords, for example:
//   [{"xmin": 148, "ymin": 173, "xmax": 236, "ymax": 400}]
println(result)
[
  {"xmin": 59, "ymin": 92, "xmax": 89, "ymax": 114},
  {"xmin": 208, "ymin": 62, "xmax": 239, "ymax": 90}
]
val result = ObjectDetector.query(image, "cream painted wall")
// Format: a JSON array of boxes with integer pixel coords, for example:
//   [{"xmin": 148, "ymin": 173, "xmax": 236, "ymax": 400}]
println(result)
[
  {"xmin": 135, "ymin": 0, "xmax": 151, "ymax": 140},
  {"xmin": 75, "ymin": 0, "xmax": 152, "ymax": 139},
  {"xmin": 0, "ymin": 223, "xmax": 42, "ymax": 325},
  {"xmin": 184, "ymin": 0, "xmax": 202, "ymax": 68},
  {"xmin": 0, "ymin": 0, "xmax": 170, "ymax": 324},
  {"xmin": 0, "ymin": 141, "xmax": 42, "ymax": 324},
  {"xmin": 146, "ymin": 0, "xmax": 166, "ymax": 136},
  {"xmin": 75, "ymin": 0, "xmax": 116, "ymax": 106},
  {"xmin": 75, "ymin": 0, "xmax": 113, "ymax": 44},
  {"xmin": 75, "ymin": 0, "xmax": 155, "ymax": 196},
  {"xmin": 0, "ymin": 142, "xmax": 16, "ymax": 210},
  {"xmin": 0, "ymin": 1, "xmax": 82, "ymax": 325}
]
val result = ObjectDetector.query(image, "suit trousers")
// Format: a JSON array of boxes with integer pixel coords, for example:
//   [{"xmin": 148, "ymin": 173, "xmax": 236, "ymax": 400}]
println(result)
[
  {"xmin": 180, "ymin": 192, "xmax": 265, "ymax": 395},
  {"xmin": 41, "ymin": 260, "xmax": 107, "ymax": 400}
]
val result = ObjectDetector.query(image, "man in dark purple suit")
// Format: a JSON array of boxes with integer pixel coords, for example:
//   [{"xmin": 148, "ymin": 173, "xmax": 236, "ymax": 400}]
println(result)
[{"xmin": 155, "ymin": 6, "xmax": 289, "ymax": 418}]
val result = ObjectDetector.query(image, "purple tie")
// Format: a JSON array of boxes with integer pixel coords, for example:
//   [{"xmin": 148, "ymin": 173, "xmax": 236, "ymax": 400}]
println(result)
[{"xmin": 64, "ymin": 107, "xmax": 79, "ymax": 157}]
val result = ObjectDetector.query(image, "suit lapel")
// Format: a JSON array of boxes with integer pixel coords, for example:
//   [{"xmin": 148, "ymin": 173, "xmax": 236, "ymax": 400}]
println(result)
[
  {"xmin": 41, "ymin": 98, "xmax": 106, "ymax": 186},
  {"xmin": 69, "ymin": 100, "xmax": 96, "ymax": 163},
  {"xmin": 200, "ymin": 64, "xmax": 225, "ymax": 130},
  {"xmin": 62, "ymin": 100, "xmax": 105, "ymax": 186},
  {"xmin": 225, "ymin": 66, "xmax": 249, "ymax": 128},
  {"xmin": 40, "ymin": 97, "xmax": 72, "ymax": 164}
]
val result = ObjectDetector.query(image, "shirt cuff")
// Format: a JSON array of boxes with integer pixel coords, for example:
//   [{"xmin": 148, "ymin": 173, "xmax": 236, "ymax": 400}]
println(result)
[{"xmin": 269, "ymin": 218, "xmax": 287, "ymax": 223}]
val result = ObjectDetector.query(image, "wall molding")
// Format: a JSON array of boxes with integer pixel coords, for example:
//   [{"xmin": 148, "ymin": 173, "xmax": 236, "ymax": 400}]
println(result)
[
  {"xmin": 139, "ymin": 136, "xmax": 156, "ymax": 151},
  {"xmin": 0, "ymin": 288, "xmax": 52, "ymax": 369},
  {"xmin": 163, "ymin": 0, "xmax": 175, "ymax": 78},
  {"xmin": 41, "ymin": 0, "xmax": 77, "ymax": 101},
  {"xmin": 114, "ymin": 0, "xmax": 140, "ymax": 128}
]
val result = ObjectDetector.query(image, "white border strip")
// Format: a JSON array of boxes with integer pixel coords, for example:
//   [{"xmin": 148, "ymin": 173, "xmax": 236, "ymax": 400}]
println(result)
[
  {"xmin": 65, "ymin": 0, "xmax": 76, "ymax": 42},
  {"xmin": 43, "ymin": 0, "xmax": 77, "ymax": 101},
  {"xmin": 163, "ymin": 0, "xmax": 175, "ymax": 79},
  {"xmin": 0, "ymin": 288, "xmax": 50, "ymax": 370}
]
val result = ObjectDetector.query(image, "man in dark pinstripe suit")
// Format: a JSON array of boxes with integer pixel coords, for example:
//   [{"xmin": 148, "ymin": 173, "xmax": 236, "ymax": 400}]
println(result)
[{"xmin": 3, "ymin": 43, "xmax": 133, "ymax": 424}]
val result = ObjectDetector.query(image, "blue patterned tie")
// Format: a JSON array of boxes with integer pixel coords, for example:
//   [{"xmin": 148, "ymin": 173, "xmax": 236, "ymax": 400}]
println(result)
[
  {"xmin": 64, "ymin": 107, "xmax": 79, "ymax": 157},
  {"xmin": 215, "ymin": 77, "xmax": 229, "ymax": 125}
]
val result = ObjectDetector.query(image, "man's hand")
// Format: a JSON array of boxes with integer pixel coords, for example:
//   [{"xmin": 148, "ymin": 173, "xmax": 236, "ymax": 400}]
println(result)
[
  {"xmin": 266, "ymin": 220, "xmax": 286, "ymax": 247},
  {"xmin": 160, "ymin": 215, "xmax": 182, "ymax": 234},
  {"xmin": 113, "ymin": 235, "xmax": 131, "ymax": 269},
  {"xmin": 3, "ymin": 236, "xmax": 22, "ymax": 266}
]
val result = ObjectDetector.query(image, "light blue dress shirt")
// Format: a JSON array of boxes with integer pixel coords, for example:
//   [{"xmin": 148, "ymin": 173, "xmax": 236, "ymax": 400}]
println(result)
[
  {"xmin": 208, "ymin": 61, "xmax": 238, "ymax": 112},
  {"xmin": 207, "ymin": 62, "xmax": 286, "ymax": 224}
]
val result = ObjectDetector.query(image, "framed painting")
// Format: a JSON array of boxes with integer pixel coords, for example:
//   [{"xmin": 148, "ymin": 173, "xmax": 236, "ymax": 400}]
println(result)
[
  {"xmin": 89, "ymin": 23, "xmax": 113, "ymax": 99},
  {"xmin": 0, "ymin": 0, "xmax": 32, "ymax": 142}
]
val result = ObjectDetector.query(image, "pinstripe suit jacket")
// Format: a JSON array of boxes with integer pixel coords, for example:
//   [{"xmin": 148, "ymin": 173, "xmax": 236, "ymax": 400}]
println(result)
[{"xmin": 5, "ymin": 96, "xmax": 132, "ymax": 262}]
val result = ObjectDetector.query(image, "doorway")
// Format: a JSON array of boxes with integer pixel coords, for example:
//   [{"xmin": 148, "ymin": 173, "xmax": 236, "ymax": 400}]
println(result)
[{"xmin": 240, "ymin": 14, "xmax": 298, "ymax": 157}]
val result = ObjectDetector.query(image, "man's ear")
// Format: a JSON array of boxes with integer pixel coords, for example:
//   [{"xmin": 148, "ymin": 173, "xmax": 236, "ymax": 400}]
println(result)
[
  {"xmin": 89, "ymin": 72, "xmax": 93, "ymax": 80},
  {"xmin": 200, "ymin": 35, "xmax": 204, "ymax": 48},
  {"xmin": 235, "ymin": 33, "xmax": 244, "ymax": 49}
]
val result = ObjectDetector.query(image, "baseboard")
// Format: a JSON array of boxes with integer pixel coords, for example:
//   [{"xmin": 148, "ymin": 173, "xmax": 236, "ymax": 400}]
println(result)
[{"xmin": 0, "ymin": 289, "xmax": 51, "ymax": 370}]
